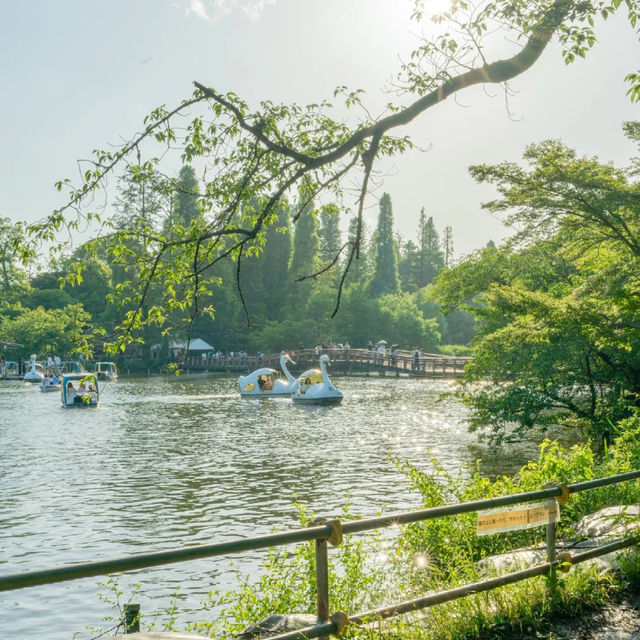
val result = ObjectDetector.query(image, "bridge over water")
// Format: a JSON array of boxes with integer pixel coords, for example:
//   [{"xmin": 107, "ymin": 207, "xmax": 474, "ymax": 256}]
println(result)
[{"xmin": 184, "ymin": 348, "xmax": 470, "ymax": 378}]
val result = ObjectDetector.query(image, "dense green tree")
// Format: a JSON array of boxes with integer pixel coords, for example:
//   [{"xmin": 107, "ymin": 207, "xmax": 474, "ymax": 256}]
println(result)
[
  {"xmin": 378, "ymin": 292, "xmax": 441, "ymax": 351},
  {"xmin": 167, "ymin": 165, "xmax": 202, "ymax": 228},
  {"xmin": 61, "ymin": 252, "xmax": 112, "ymax": 321},
  {"xmin": 290, "ymin": 199, "xmax": 319, "ymax": 276},
  {"xmin": 318, "ymin": 204, "xmax": 342, "ymax": 262},
  {"xmin": 105, "ymin": 168, "xmax": 171, "ymax": 354},
  {"xmin": 329, "ymin": 284, "xmax": 442, "ymax": 350},
  {"xmin": 441, "ymin": 309, "xmax": 476, "ymax": 345},
  {"xmin": 30, "ymin": 270, "xmax": 63, "ymax": 290},
  {"xmin": 414, "ymin": 285, "xmax": 447, "ymax": 338},
  {"xmin": 344, "ymin": 216, "xmax": 371, "ymax": 287},
  {"xmin": 24, "ymin": 287, "xmax": 75, "ymax": 310},
  {"xmin": 369, "ymin": 193, "xmax": 400, "ymax": 297},
  {"xmin": 238, "ymin": 240, "xmax": 269, "ymax": 323},
  {"xmin": 198, "ymin": 257, "xmax": 247, "ymax": 349},
  {"xmin": 0, "ymin": 304, "xmax": 92, "ymax": 357},
  {"xmin": 0, "ymin": 217, "xmax": 28, "ymax": 298},
  {"xmin": 399, "ymin": 239, "xmax": 421, "ymax": 292},
  {"xmin": 434, "ymin": 128, "xmax": 640, "ymax": 445},
  {"xmin": 333, "ymin": 282, "xmax": 387, "ymax": 347},
  {"xmin": 248, "ymin": 317, "xmax": 323, "ymax": 354},
  {"xmin": 399, "ymin": 212, "xmax": 445, "ymax": 291}
]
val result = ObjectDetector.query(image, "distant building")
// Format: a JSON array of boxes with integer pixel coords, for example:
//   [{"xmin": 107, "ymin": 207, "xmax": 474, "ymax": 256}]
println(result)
[{"xmin": 167, "ymin": 338, "xmax": 214, "ymax": 360}]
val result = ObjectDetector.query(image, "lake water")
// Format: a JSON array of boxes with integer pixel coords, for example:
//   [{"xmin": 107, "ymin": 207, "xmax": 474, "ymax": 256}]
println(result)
[{"xmin": 0, "ymin": 375, "xmax": 543, "ymax": 639}]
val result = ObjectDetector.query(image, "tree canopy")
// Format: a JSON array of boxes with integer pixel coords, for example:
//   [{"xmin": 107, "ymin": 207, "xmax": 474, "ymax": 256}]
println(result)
[
  {"xmin": 433, "ymin": 123, "xmax": 640, "ymax": 444},
  {"xmin": 19, "ymin": 0, "xmax": 640, "ymax": 352}
]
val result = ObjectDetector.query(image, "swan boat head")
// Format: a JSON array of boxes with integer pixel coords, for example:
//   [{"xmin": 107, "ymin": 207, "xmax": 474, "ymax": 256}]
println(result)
[
  {"xmin": 24, "ymin": 358, "xmax": 44, "ymax": 382},
  {"xmin": 292, "ymin": 354, "xmax": 342, "ymax": 404},
  {"xmin": 279, "ymin": 352, "xmax": 296, "ymax": 385}
]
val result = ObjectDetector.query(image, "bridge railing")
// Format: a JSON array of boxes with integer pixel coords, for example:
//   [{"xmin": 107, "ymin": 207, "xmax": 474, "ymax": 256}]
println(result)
[
  {"xmin": 1, "ymin": 470, "xmax": 639, "ymax": 637},
  {"xmin": 184, "ymin": 348, "xmax": 471, "ymax": 377}
]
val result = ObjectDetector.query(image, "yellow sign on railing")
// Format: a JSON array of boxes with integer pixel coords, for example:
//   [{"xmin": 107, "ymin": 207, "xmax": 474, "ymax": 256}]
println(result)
[{"xmin": 477, "ymin": 501, "xmax": 560, "ymax": 536}]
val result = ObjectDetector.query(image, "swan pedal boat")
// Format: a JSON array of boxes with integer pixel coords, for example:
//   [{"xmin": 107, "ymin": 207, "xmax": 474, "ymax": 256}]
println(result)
[
  {"xmin": 239, "ymin": 353, "xmax": 296, "ymax": 397},
  {"xmin": 24, "ymin": 356, "xmax": 44, "ymax": 382},
  {"xmin": 292, "ymin": 354, "xmax": 343, "ymax": 404}
]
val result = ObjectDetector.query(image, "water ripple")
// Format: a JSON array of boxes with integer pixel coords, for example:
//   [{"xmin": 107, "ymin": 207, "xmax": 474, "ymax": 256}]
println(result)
[{"xmin": 0, "ymin": 375, "xmax": 539, "ymax": 639}]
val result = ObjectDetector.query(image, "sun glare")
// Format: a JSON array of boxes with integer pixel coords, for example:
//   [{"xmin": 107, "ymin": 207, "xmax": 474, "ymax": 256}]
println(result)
[{"xmin": 414, "ymin": 552, "xmax": 432, "ymax": 569}]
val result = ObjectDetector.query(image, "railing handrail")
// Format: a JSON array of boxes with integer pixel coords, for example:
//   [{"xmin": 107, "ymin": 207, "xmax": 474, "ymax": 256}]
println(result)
[
  {"xmin": 3, "ymin": 468, "xmax": 639, "ymax": 594},
  {"xmin": 182, "ymin": 348, "xmax": 472, "ymax": 362}
]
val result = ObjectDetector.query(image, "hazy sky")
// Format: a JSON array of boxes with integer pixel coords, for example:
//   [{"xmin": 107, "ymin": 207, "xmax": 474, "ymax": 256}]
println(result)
[{"xmin": 1, "ymin": 0, "xmax": 638, "ymax": 258}]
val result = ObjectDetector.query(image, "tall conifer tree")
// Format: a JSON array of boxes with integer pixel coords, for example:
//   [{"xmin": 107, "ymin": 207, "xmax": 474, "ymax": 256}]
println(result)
[
  {"xmin": 318, "ymin": 205, "xmax": 342, "ymax": 261},
  {"xmin": 164, "ymin": 164, "xmax": 201, "ymax": 231},
  {"xmin": 418, "ymin": 209, "xmax": 445, "ymax": 286},
  {"xmin": 398, "ymin": 238, "xmax": 420, "ymax": 292},
  {"xmin": 369, "ymin": 193, "xmax": 400, "ymax": 296},
  {"xmin": 344, "ymin": 216, "xmax": 370, "ymax": 286}
]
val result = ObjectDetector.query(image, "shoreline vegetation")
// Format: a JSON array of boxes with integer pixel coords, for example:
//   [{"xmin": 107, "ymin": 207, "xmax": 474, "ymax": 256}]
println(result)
[{"xmin": 91, "ymin": 424, "xmax": 640, "ymax": 640}]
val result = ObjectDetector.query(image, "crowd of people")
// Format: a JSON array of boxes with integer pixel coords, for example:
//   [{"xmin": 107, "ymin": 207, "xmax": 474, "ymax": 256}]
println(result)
[
  {"xmin": 194, "ymin": 342, "xmax": 426, "ymax": 367},
  {"xmin": 42, "ymin": 373, "xmax": 61, "ymax": 386},
  {"xmin": 313, "ymin": 342, "xmax": 351, "ymax": 353},
  {"xmin": 64, "ymin": 378, "xmax": 98, "ymax": 404}
]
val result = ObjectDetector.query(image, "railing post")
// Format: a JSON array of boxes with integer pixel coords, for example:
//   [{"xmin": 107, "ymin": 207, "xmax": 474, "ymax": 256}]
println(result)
[
  {"xmin": 308, "ymin": 517, "xmax": 330, "ymax": 622},
  {"xmin": 545, "ymin": 498, "xmax": 558, "ymax": 598},
  {"xmin": 542, "ymin": 482, "xmax": 567, "ymax": 599},
  {"xmin": 124, "ymin": 602, "xmax": 140, "ymax": 634},
  {"xmin": 315, "ymin": 536, "xmax": 330, "ymax": 622},
  {"xmin": 308, "ymin": 518, "xmax": 343, "ymax": 623}
]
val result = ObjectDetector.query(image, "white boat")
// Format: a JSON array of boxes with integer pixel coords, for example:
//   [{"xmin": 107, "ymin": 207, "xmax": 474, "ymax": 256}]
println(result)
[
  {"xmin": 60, "ymin": 361, "xmax": 84, "ymax": 374},
  {"xmin": 238, "ymin": 353, "xmax": 296, "ymax": 397},
  {"xmin": 291, "ymin": 354, "xmax": 343, "ymax": 404},
  {"xmin": 61, "ymin": 373, "xmax": 100, "ymax": 408},
  {"xmin": 40, "ymin": 376, "xmax": 61, "ymax": 393},
  {"xmin": 93, "ymin": 361, "xmax": 118, "ymax": 381},
  {"xmin": 24, "ymin": 355, "xmax": 44, "ymax": 382}
]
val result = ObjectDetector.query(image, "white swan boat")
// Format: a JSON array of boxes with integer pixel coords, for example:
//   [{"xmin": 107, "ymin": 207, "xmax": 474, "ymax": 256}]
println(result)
[
  {"xmin": 291, "ymin": 354, "xmax": 343, "ymax": 404},
  {"xmin": 24, "ymin": 356, "xmax": 44, "ymax": 383},
  {"xmin": 238, "ymin": 353, "xmax": 296, "ymax": 397}
]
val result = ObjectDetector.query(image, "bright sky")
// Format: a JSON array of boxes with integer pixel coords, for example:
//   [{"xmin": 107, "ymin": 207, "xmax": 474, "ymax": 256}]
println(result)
[{"xmin": 1, "ymin": 0, "xmax": 638, "ymax": 258}]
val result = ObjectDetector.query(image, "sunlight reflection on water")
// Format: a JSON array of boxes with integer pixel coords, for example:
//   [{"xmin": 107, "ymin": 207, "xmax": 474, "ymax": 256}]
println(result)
[{"xmin": 0, "ymin": 374, "xmax": 544, "ymax": 639}]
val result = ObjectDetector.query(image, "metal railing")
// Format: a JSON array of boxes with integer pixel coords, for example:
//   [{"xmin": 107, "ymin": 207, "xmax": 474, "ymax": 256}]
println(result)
[{"xmin": 2, "ymin": 470, "xmax": 640, "ymax": 638}]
